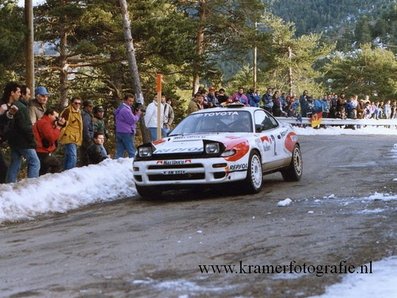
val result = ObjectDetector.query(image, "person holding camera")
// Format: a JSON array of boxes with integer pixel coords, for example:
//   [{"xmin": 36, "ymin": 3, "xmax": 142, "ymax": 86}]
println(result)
[
  {"xmin": 33, "ymin": 108, "xmax": 66, "ymax": 175},
  {"xmin": 114, "ymin": 94, "xmax": 142, "ymax": 158},
  {"xmin": 1, "ymin": 82, "xmax": 41, "ymax": 183}
]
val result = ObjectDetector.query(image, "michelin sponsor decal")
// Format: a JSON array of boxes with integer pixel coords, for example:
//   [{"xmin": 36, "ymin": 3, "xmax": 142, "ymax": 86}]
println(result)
[
  {"xmin": 156, "ymin": 160, "xmax": 192, "ymax": 165},
  {"xmin": 154, "ymin": 147, "xmax": 203, "ymax": 154}
]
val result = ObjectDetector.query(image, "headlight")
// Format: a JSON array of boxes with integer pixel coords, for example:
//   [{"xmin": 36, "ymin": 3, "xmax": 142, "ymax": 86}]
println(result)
[
  {"xmin": 138, "ymin": 146, "xmax": 153, "ymax": 158},
  {"xmin": 205, "ymin": 142, "xmax": 220, "ymax": 154}
]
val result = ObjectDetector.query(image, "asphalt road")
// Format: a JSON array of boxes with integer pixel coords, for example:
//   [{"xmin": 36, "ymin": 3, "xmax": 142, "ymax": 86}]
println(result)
[{"xmin": 0, "ymin": 135, "xmax": 396, "ymax": 297}]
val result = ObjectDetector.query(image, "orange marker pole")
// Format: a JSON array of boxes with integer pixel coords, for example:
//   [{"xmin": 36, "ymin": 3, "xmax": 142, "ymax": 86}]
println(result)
[{"xmin": 156, "ymin": 73, "xmax": 163, "ymax": 140}]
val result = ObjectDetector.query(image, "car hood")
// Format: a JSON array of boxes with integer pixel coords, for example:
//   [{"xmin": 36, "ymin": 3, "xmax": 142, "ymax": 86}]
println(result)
[{"xmin": 152, "ymin": 133, "xmax": 250, "ymax": 154}]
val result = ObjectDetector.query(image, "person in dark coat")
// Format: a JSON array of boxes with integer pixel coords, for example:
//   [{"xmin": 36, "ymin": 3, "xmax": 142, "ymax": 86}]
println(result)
[
  {"xmin": 86, "ymin": 132, "xmax": 108, "ymax": 165},
  {"xmin": 1, "ymin": 82, "xmax": 40, "ymax": 183},
  {"xmin": 80, "ymin": 99, "xmax": 94, "ymax": 166}
]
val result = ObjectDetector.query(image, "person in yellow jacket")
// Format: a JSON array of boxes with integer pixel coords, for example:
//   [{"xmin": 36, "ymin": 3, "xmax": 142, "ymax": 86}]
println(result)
[{"xmin": 59, "ymin": 97, "xmax": 83, "ymax": 170}]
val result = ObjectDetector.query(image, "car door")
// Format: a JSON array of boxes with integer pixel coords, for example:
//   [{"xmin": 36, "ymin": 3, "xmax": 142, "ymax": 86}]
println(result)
[{"xmin": 254, "ymin": 110, "xmax": 285, "ymax": 170}]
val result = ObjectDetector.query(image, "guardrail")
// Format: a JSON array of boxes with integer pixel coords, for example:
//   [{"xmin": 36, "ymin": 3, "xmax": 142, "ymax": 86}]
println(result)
[{"xmin": 276, "ymin": 117, "xmax": 397, "ymax": 127}]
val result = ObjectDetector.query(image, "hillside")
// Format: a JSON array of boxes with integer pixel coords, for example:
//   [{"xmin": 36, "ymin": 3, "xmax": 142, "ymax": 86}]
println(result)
[{"xmin": 265, "ymin": 0, "xmax": 395, "ymax": 36}]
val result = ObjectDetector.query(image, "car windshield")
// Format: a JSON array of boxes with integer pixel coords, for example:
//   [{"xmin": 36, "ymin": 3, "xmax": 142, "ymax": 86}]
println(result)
[{"xmin": 170, "ymin": 110, "xmax": 253, "ymax": 135}]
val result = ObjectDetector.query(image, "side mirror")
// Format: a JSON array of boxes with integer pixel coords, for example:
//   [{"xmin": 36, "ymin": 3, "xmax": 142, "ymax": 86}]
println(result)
[{"xmin": 255, "ymin": 124, "xmax": 264, "ymax": 133}]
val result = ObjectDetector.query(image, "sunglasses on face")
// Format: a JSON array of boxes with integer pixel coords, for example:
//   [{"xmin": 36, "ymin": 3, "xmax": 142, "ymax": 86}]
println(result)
[{"xmin": 73, "ymin": 102, "xmax": 81, "ymax": 105}]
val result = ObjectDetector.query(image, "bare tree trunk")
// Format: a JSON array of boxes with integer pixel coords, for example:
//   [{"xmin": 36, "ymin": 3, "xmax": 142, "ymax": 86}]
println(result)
[
  {"xmin": 192, "ymin": 0, "xmax": 207, "ymax": 95},
  {"xmin": 59, "ymin": 27, "xmax": 68, "ymax": 107},
  {"xmin": 25, "ymin": 0, "xmax": 34, "ymax": 93},
  {"xmin": 288, "ymin": 46, "xmax": 293, "ymax": 96},
  {"xmin": 119, "ymin": 0, "xmax": 144, "ymax": 104},
  {"xmin": 119, "ymin": 0, "xmax": 150, "ymax": 143}
]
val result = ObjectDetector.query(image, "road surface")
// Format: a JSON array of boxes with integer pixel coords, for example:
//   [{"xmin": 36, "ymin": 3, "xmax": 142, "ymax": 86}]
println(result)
[{"xmin": 0, "ymin": 135, "xmax": 396, "ymax": 297}]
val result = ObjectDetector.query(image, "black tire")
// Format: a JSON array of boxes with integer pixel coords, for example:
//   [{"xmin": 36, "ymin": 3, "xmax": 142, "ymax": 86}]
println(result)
[
  {"xmin": 242, "ymin": 151, "xmax": 263, "ymax": 194},
  {"xmin": 135, "ymin": 184, "xmax": 161, "ymax": 199},
  {"xmin": 281, "ymin": 145, "xmax": 303, "ymax": 181}
]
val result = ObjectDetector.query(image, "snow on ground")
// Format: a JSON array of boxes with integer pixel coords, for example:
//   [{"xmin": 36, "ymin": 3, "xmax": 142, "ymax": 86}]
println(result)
[
  {"xmin": 294, "ymin": 125, "xmax": 397, "ymax": 136},
  {"xmin": 0, "ymin": 126, "xmax": 396, "ymax": 297},
  {"xmin": 0, "ymin": 158, "xmax": 136, "ymax": 223},
  {"xmin": 310, "ymin": 257, "xmax": 397, "ymax": 298}
]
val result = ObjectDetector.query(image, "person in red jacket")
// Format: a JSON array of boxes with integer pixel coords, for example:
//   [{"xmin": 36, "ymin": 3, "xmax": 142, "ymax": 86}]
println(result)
[{"xmin": 33, "ymin": 108, "xmax": 66, "ymax": 175}]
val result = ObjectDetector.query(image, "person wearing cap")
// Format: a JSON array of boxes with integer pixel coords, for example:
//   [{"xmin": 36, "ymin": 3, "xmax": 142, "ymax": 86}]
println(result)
[
  {"xmin": 59, "ymin": 97, "xmax": 83, "ymax": 170},
  {"xmin": 29, "ymin": 86, "xmax": 49, "ymax": 125},
  {"xmin": 80, "ymin": 99, "xmax": 94, "ymax": 166},
  {"xmin": 92, "ymin": 105, "xmax": 108, "ymax": 137}
]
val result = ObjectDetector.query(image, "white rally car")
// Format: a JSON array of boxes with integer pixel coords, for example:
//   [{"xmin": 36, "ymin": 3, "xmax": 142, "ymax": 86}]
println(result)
[{"xmin": 133, "ymin": 105, "xmax": 302, "ymax": 197}]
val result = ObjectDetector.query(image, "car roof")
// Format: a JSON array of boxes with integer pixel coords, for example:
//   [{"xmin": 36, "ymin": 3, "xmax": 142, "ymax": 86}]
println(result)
[{"xmin": 191, "ymin": 106, "xmax": 261, "ymax": 115}]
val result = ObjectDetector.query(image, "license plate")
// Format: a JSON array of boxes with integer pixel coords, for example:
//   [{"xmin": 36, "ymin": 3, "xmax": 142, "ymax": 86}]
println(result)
[{"xmin": 163, "ymin": 170, "xmax": 186, "ymax": 175}]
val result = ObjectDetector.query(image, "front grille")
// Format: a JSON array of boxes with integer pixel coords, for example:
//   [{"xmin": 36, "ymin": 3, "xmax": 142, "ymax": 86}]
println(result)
[{"xmin": 148, "ymin": 173, "xmax": 205, "ymax": 181}]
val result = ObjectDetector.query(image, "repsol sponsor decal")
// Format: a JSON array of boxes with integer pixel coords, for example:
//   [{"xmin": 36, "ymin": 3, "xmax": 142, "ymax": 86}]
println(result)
[
  {"xmin": 203, "ymin": 111, "xmax": 239, "ymax": 117},
  {"xmin": 154, "ymin": 147, "xmax": 203, "ymax": 153},
  {"xmin": 229, "ymin": 163, "xmax": 248, "ymax": 171}
]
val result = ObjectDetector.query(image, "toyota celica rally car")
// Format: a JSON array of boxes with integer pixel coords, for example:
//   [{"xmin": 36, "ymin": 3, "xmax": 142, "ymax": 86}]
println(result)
[{"xmin": 133, "ymin": 105, "xmax": 302, "ymax": 198}]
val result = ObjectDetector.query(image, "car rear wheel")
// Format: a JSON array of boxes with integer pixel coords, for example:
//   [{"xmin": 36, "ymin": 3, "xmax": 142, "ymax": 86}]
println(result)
[
  {"xmin": 136, "ymin": 185, "xmax": 161, "ymax": 198},
  {"xmin": 242, "ymin": 151, "xmax": 263, "ymax": 194},
  {"xmin": 281, "ymin": 145, "xmax": 302, "ymax": 181}
]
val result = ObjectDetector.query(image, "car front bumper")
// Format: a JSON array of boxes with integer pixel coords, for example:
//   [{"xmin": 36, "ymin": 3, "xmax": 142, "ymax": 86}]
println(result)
[{"xmin": 133, "ymin": 157, "xmax": 248, "ymax": 186}]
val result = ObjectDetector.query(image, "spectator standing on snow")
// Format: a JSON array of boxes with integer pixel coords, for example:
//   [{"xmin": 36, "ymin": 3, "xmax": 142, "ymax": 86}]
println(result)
[
  {"xmin": 80, "ymin": 99, "xmax": 94, "ymax": 166},
  {"xmin": 3, "ymin": 82, "xmax": 41, "ymax": 182},
  {"xmin": 145, "ymin": 95, "xmax": 164, "ymax": 141},
  {"xmin": 59, "ymin": 97, "xmax": 83, "ymax": 170},
  {"xmin": 29, "ymin": 86, "xmax": 49, "ymax": 125},
  {"xmin": 114, "ymin": 94, "xmax": 142, "ymax": 158},
  {"xmin": 187, "ymin": 93, "xmax": 204, "ymax": 114},
  {"xmin": 229, "ymin": 87, "xmax": 249, "ymax": 106},
  {"xmin": 247, "ymin": 88, "xmax": 260, "ymax": 107},
  {"xmin": 33, "ymin": 108, "xmax": 66, "ymax": 175},
  {"xmin": 162, "ymin": 96, "xmax": 174, "ymax": 137}
]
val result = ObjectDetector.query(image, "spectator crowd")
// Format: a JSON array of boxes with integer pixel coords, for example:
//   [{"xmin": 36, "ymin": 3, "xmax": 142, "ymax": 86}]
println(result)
[
  {"xmin": 0, "ymin": 81, "xmax": 176, "ymax": 184},
  {"xmin": 187, "ymin": 86, "xmax": 397, "ymax": 121}
]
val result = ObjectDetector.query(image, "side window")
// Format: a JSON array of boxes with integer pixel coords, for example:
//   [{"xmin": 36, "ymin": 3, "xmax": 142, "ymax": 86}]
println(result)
[{"xmin": 254, "ymin": 110, "xmax": 279, "ymax": 131}]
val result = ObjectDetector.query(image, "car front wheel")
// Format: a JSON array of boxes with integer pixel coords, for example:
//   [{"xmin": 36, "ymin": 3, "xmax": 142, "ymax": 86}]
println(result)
[{"xmin": 242, "ymin": 151, "xmax": 263, "ymax": 194}]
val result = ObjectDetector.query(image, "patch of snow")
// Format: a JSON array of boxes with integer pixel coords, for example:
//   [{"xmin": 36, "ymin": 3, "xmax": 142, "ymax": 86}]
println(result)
[{"xmin": 277, "ymin": 198, "xmax": 292, "ymax": 207}]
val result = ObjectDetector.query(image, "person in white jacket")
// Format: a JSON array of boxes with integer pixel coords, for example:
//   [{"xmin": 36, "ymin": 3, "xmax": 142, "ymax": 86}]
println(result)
[{"xmin": 144, "ymin": 97, "xmax": 164, "ymax": 141}]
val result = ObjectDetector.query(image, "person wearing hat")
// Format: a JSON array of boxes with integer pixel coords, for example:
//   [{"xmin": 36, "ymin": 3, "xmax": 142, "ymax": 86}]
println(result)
[
  {"xmin": 80, "ymin": 99, "xmax": 94, "ymax": 166},
  {"xmin": 92, "ymin": 105, "xmax": 108, "ymax": 137},
  {"xmin": 29, "ymin": 86, "xmax": 49, "ymax": 125}
]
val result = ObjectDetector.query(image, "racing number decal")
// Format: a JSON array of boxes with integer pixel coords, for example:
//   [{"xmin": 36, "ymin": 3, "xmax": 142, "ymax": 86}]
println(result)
[{"xmin": 271, "ymin": 135, "xmax": 277, "ymax": 156}]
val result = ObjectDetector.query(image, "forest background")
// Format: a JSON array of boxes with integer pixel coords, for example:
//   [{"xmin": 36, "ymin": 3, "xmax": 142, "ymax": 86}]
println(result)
[{"xmin": 2, "ymin": 0, "xmax": 397, "ymax": 143}]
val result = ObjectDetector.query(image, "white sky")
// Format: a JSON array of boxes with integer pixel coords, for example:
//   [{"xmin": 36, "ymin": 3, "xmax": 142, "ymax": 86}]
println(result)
[
  {"xmin": 0, "ymin": 125, "xmax": 396, "ymax": 297},
  {"xmin": 17, "ymin": 0, "xmax": 46, "ymax": 7}
]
